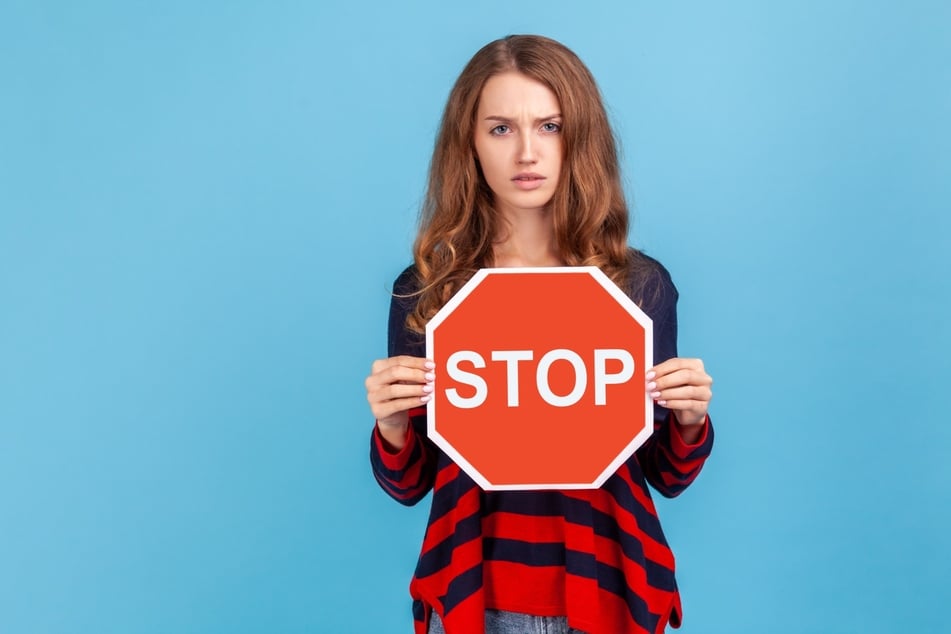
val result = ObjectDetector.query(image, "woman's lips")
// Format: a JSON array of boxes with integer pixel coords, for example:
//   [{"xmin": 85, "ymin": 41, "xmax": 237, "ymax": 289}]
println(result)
[{"xmin": 512, "ymin": 173, "xmax": 546, "ymax": 190}]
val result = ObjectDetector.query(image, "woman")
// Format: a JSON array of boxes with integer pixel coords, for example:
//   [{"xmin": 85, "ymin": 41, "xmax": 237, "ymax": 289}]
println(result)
[{"xmin": 366, "ymin": 35, "xmax": 714, "ymax": 634}]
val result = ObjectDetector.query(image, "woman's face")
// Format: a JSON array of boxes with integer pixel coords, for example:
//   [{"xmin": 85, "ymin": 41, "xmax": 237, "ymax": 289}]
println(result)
[{"xmin": 473, "ymin": 71, "xmax": 563, "ymax": 220}]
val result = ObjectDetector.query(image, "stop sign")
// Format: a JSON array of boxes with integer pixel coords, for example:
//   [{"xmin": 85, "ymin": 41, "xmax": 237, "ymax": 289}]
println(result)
[{"xmin": 426, "ymin": 266, "xmax": 653, "ymax": 490}]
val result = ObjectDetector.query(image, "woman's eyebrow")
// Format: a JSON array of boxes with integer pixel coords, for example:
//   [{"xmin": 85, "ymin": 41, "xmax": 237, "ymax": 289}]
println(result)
[{"xmin": 483, "ymin": 114, "xmax": 562, "ymax": 124}]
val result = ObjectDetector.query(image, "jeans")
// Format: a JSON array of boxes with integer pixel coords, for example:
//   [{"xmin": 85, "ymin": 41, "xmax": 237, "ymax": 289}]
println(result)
[{"xmin": 428, "ymin": 609, "xmax": 587, "ymax": 634}]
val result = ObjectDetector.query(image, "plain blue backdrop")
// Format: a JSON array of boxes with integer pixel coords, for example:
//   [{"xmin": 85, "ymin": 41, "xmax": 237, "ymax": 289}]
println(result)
[{"xmin": 2, "ymin": 1, "xmax": 949, "ymax": 633}]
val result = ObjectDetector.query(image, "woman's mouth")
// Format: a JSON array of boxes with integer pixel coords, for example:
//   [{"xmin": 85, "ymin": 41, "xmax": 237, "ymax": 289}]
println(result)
[{"xmin": 512, "ymin": 173, "xmax": 546, "ymax": 190}]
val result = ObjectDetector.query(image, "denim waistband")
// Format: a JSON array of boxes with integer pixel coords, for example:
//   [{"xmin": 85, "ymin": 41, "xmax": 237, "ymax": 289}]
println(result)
[{"xmin": 428, "ymin": 608, "xmax": 587, "ymax": 634}]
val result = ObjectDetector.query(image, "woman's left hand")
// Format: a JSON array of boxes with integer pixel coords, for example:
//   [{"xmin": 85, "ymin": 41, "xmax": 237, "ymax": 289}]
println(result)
[{"xmin": 646, "ymin": 358, "xmax": 713, "ymax": 428}]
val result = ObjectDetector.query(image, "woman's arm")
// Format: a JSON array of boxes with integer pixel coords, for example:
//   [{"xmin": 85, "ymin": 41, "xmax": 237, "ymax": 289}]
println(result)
[
  {"xmin": 367, "ymin": 267, "xmax": 439, "ymax": 505},
  {"xmin": 631, "ymin": 257, "xmax": 714, "ymax": 498}
]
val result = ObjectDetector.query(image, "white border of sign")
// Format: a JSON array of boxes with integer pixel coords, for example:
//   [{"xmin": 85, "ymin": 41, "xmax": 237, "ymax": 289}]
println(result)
[{"xmin": 426, "ymin": 266, "xmax": 654, "ymax": 491}]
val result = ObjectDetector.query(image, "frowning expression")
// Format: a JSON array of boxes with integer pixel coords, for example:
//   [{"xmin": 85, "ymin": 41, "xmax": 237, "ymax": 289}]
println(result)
[{"xmin": 473, "ymin": 72, "xmax": 563, "ymax": 220}]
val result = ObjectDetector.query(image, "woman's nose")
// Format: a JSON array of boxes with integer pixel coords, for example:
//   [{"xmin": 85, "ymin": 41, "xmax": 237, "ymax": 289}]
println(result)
[{"xmin": 516, "ymin": 132, "xmax": 537, "ymax": 164}]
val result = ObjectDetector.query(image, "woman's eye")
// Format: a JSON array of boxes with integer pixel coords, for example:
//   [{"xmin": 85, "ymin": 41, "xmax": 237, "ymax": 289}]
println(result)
[
  {"xmin": 490, "ymin": 125, "xmax": 510, "ymax": 135},
  {"xmin": 541, "ymin": 122, "xmax": 561, "ymax": 133}
]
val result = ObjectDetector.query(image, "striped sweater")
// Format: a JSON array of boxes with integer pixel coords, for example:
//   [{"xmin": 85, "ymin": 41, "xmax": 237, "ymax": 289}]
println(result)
[{"xmin": 370, "ymin": 258, "xmax": 714, "ymax": 634}]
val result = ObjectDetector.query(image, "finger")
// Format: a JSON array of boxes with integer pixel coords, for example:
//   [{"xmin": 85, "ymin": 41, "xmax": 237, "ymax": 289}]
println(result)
[
  {"xmin": 371, "ymin": 381, "xmax": 434, "ymax": 403},
  {"xmin": 371, "ymin": 395, "xmax": 432, "ymax": 421},
  {"xmin": 366, "ymin": 364, "xmax": 434, "ymax": 390},
  {"xmin": 648, "ymin": 357, "xmax": 704, "ymax": 379},
  {"xmin": 370, "ymin": 355, "xmax": 434, "ymax": 375},
  {"xmin": 649, "ymin": 385, "xmax": 712, "ymax": 404},
  {"xmin": 649, "ymin": 367, "xmax": 712, "ymax": 392}
]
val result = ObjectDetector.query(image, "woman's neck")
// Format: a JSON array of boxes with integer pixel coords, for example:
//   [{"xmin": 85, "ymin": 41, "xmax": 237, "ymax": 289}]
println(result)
[{"xmin": 492, "ymin": 208, "xmax": 564, "ymax": 268}]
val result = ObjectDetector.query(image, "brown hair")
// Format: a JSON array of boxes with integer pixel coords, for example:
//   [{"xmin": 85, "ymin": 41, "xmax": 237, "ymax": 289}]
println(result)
[{"xmin": 407, "ymin": 34, "xmax": 638, "ymax": 333}]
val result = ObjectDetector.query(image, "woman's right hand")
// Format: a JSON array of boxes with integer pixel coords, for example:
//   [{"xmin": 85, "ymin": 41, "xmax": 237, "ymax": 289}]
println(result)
[{"xmin": 365, "ymin": 356, "xmax": 435, "ymax": 449}]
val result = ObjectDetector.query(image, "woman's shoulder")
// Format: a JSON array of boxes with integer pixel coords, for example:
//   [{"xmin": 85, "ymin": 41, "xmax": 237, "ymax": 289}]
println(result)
[
  {"xmin": 627, "ymin": 247, "xmax": 673, "ymax": 280},
  {"xmin": 626, "ymin": 248, "xmax": 678, "ymax": 315},
  {"xmin": 392, "ymin": 264, "xmax": 421, "ymax": 295}
]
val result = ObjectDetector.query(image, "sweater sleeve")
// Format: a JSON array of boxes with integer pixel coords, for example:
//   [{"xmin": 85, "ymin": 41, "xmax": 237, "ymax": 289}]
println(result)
[
  {"xmin": 369, "ymin": 267, "xmax": 439, "ymax": 506},
  {"xmin": 632, "ymin": 256, "xmax": 714, "ymax": 498}
]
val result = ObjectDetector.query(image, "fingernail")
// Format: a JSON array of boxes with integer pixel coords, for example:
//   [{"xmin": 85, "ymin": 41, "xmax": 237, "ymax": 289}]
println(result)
[
  {"xmin": 657, "ymin": 400, "xmax": 667, "ymax": 406},
  {"xmin": 422, "ymin": 384, "xmax": 433, "ymax": 394},
  {"xmin": 424, "ymin": 372, "xmax": 435, "ymax": 381},
  {"xmin": 647, "ymin": 382, "xmax": 657, "ymax": 391},
  {"xmin": 646, "ymin": 371, "xmax": 656, "ymax": 380},
  {"xmin": 420, "ymin": 395, "xmax": 431, "ymax": 403},
  {"xmin": 424, "ymin": 361, "xmax": 435, "ymax": 370},
  {"xmin": 650, "ymin": 391, "xmax": 661, "ymax": 399}
]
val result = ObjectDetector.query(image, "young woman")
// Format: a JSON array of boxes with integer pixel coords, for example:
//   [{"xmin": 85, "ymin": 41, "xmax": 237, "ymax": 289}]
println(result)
[{"xmin": 365, "ymin": 35, "xmax": 714, "ymax": 634}]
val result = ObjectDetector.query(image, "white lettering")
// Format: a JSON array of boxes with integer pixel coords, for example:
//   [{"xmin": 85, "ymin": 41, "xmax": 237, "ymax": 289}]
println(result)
[
  {"xmin": 593, "ymin": 349, "xmax": 635, "ymax": 406},
  {"xmin": 536, "ymin": 349, "xmax": 587, "ymax": 407},
  {"xmin": 446, "ymin": 350, "xmax": 488, "ymax": 408},
  {"xmin": 490, "ymin": 350, "xmax": 533, "ymax": 407},
  {"xmin": 443, "ymin": 348, "xmax": 637, "ymax": 409}
]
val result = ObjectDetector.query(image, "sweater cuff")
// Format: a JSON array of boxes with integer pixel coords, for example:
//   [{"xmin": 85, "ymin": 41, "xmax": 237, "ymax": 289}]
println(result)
[
  {"xmin": 372, "ymin": 423, "xmax": 418, "ymax": 471},
  {"xmin": 668, "ymin": 413, "xmax": 710, "ymax": 458}
]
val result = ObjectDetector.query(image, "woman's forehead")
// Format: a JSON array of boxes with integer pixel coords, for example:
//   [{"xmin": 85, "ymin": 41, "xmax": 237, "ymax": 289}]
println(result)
[{"xmin": 477, "ymin": 72, "xmax": 560, "ymax": 118}]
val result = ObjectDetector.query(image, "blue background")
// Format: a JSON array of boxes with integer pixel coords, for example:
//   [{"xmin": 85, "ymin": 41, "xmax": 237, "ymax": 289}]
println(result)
[{"xmin": 2, "ymin": 1, "xmax": 949, "ymax": 632}]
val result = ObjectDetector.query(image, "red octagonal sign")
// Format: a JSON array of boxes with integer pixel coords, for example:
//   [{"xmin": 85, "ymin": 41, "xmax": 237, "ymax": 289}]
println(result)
[{"xmin": 426, "ymin": 267, "xmax": 653, "ymax": 490}]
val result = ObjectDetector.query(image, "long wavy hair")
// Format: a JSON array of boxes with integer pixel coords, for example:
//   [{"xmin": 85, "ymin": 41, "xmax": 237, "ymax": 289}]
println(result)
[{"xmin": 407, "ymin": 35, "xmax": 638, "ymax": 333}]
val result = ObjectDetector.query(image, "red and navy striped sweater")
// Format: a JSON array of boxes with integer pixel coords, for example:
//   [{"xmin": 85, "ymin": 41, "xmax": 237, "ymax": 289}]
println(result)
[{"xmin": 371, "ymin": 258, "xmax": 714, "ymax": 634}]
